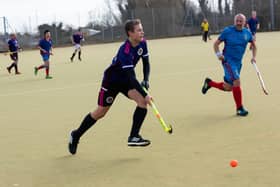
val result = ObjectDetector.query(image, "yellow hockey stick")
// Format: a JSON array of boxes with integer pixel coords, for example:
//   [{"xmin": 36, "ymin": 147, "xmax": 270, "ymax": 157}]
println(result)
[{"xmin": 143, "ymin": 87, "xmax": 173, "ymax": 134}]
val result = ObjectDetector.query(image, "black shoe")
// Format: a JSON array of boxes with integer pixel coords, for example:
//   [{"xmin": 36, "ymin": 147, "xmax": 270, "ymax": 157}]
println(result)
[
  {"xmin": 202, "ymin": 78, "xmax": 212, "ymax": 94},
  {"xmin": 236, "ymin": 106, "xmax": 249, "ymax": 116},
  {"xmin": 128, "ymin": 135, "xmax": 151, "ymax": 147},
  {"xmin": 78, "ymin": 57, "xmax": 82, "ymax": 61},
  {"xmin": 70, "ymin": 57, "xmax": 73, "ymax": 62},
  {"xmin": 68, "ymin": 131, "xmax": 79, "ymax": 155},
  {"xmin": 7, "ymin": 67, "xmax": 11, "ymax": 74}
]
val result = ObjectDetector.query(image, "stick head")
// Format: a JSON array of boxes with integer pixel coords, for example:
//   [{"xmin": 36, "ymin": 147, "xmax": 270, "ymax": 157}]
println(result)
[
  {"xmin": 263, "ymin": 89, "xmax": 269, "ymax": 95},
  {"xmin": 166, "ymin": 125, "xmax": 173, "ymax": 134}
]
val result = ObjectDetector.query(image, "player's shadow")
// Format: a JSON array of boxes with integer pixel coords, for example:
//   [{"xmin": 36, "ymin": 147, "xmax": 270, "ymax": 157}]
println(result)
[
  {"xmin": 186, "ymin": 113, "xmax": 238, "ymax": 128},
  {"xmin": 54, "ymin": 155, "xmax": 142, "ymax": 173}
]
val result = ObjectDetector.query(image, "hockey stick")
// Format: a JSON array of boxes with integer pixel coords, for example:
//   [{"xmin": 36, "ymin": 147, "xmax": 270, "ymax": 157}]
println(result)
[
  {"xmin": 251, "ymin": 61, "xmax": 268, "ymax": 95},
  {"xmin": 143, "ymin": 87, "xmax": 173, "ymax": 134}
]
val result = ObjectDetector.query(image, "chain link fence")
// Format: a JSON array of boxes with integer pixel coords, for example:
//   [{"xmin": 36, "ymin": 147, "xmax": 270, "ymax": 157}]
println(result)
[{"xmin": 1, "ymin": 6, "xmax": 280, "ymax": 50}]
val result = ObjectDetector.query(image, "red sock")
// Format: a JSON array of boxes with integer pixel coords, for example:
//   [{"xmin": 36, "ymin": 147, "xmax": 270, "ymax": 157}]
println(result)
[
  {"xmin": 232, "ymin": 86, "xmax": 242, "ymax": 109},
  {"xmin": 38, "ymin": 65, "xmax": 45, "ymax": 70},
  {"xmin": 46, "ymin": 68, "xmax": 49, "ymax": 76},
  {"xmin": 209, "ymin": 81, "xmax": 224, "ymax": 91}
]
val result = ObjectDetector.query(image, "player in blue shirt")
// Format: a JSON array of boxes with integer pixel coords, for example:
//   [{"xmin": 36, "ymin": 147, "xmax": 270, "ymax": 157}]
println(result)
[
  {"xmin": 6, "ymin": 33, "xmax": 21, "ymax": 74},
  {"xmin": 34, "ymin": 30, "xmax": 53, "ymax": 79},
  {"xmin": 247, "ymin": 11, "xmax": 260, "ymax": 49},
  {"xmin": 70, "ymin": 29, "xmax": 84, "ymax": 62},
  {"xmin": 201, "ymin": 14, "xmax": 257, "ymax": 116},
  {"xmin": 247, "ymin": 11, "xmax": 260, "ymax": 36},
  {"xmin": 68, "ymin": 19, "xmax": 152, "ymax": 155}
]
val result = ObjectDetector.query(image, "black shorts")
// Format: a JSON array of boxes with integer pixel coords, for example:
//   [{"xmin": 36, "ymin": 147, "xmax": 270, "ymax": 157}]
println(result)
[
  {"xmin": 10, "ymin": 53, "xmax": 18, "ymax": 61},
  {"xmin": 97, "ymin": 82, "xmax": 134, "ymax": 107}
]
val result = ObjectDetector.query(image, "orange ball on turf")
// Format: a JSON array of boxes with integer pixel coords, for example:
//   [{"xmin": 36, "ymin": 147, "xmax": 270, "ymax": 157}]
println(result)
[{"xmin": 230, "ymin": 160, "xmax": 238, "ymax": 167}]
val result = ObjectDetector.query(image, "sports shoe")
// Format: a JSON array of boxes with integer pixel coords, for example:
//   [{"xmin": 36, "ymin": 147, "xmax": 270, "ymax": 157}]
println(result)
[
  {"xmin": 202, "ymin": 78, "xmax": 212, "ymax": 94},
  {"xmin": 236, "ymin": 106, "xmax": 249, "ymax": 116},
  {"xmin": 7, "ymin": 67, "xmax": 11, "ymax": 74},
  {"xmin": 128, "ymin": 135, "xmax": 151, "ymax": 147},
  {"xmin": 70, "ymin": 57, "xmax": 73, "ymax": 62},
  {"xmin": 68, "ymin": 131, "xmax": 79, "ymax": 155},
  {"xmin": 45, "ymin": 75, "xmax": 53, "ymax": 79},
  {"xmin": 34, "ymin": 67, "xmax": 38, "ymax": 76},
  {"xmin": 78, "ymin": 57, "xmax": 82, "ymax": 61},
  {"xmin": 15, "ymin": 72, "xmax": 21, "ymax": 75}
]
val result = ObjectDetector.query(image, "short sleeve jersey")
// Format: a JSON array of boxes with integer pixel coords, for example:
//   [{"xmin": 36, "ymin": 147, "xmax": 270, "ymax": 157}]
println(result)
[
  {"xmin": 8, "ymin": 39, "xmax": 19, "ymax": 52},
  {"xmin": 247, "ymin": 18, "xmax": 259, "ymax": 33},
  {"xmin": 201, "ymin": 22, "xmax": 209, "ymax": 32},
  {"xmin": 73, "ymin": 33, "xmax": 83, "ymax": 44},
  {"xmin": 218, "ymin": 26, "xmax": 253, "ymax": 62},
  {"xmin": 39, "ymin": 39, "xmax": 52, "ymax": 55},
  {"xmin": 103, "ymin": 39, "xmax": 149, "ymax": 84}
]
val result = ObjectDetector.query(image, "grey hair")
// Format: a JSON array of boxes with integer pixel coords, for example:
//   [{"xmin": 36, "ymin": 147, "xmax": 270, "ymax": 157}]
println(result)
[{"xmin": 234, "ymin": 13, "xmax": 246, "ymax": 23}]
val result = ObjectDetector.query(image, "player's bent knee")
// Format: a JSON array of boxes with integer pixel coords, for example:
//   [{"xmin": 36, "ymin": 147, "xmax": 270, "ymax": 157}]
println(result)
[
  {"xmin": 233, "ymin": 80, "xmax": 240, "ymax": 87},
  {"xmin": 91, "ymin": 107, "xmax": 110, "ymax": 120},
  {"xmin": 223, "ymin": 83, "xmax": 232, "ymax": 91}
]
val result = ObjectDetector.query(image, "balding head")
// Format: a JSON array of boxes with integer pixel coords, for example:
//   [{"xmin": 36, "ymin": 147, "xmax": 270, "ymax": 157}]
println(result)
[{"xmin": 234, "ymin": 13, "xmax": 246, "ymax": 30}]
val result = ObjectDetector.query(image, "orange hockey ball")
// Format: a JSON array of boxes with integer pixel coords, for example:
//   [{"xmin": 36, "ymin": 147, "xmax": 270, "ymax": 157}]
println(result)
[{"xmin": 230, "ymin": 160, "xmax": 238, "ymax": 167}]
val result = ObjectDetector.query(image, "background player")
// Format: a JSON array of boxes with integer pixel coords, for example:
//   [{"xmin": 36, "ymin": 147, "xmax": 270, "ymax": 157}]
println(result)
[
  {"xmin": 70, "ymin": 28, "xmax": 84, "ymax": 62},
  {"xmin": 34, "ymin": 30, "xmax": 53, "ymax": 79},
  {"xmin": 247, "ymin": 10, "xmax": 260, "ymax": 49},
  {"xmin": 68, "ymin": 19, "xmax": 152, "ymax": 155},
  {"xmin": 6, "ymin": 33, "xmax": 21, "ymax": 74},
  {"xmin": 201, "ymin": 18, "xmax": 211, "ymax": 42},
  {"xmin": 201, "ymin": 13, "xmax": 257, "ymax": 116}
]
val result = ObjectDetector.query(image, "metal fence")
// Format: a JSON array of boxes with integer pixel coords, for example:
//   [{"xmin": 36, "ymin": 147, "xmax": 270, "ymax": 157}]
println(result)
[{"xmin": 1, "ymin": 6, "xmax": 280, "ymax": 50}]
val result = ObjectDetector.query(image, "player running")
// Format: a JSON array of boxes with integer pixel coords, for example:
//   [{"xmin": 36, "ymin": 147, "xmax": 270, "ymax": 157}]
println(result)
[
  {"xmin": 202, "ymin": 13, "xmax": 257, "ymax": 116},
  {"xmin": 6, "ymin": 33, "xmax": 21, "ymax": 74},
  {"xmin": 34, "ymin": 30, "xmax": 53, "ymax": 79},
  {"xmin": 68, "ymin": 19, "xmax": 152, "ymax": 155},
  {"xmin": 247, "ymin": 10, "xmax": 260, "ymax": 49},
  {"xmin": 70, "ymin": 29, "xmax": 84, "ymax": 62}
]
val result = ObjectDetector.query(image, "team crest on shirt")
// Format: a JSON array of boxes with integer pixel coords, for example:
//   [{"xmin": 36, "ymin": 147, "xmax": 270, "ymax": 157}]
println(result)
[
  {"xmin": 106, "ymin": 97, "xmax": 114, "ymax": 104},
  {"xmin": 137, "ymin": 48, "xmax": 143, "ymax": 56}
]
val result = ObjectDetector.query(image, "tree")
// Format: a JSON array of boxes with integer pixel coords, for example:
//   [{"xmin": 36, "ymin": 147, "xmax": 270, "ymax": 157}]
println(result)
[
  {"xmin": 224, "ymin": 0, "xmax": 231, "ymax": 15},
  {"xmin": 218, "ymin": 0, "xmax": 223, "ymax": 15},
  {"xmin": 198, "ymin": 0, "xmax": 210, "ymax": 17}
]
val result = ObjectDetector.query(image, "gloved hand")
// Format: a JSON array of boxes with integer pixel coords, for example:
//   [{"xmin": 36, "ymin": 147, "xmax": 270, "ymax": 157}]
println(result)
[{"xmin": 141, "ymin": 80, "xmax": 149, "ymax": 90}]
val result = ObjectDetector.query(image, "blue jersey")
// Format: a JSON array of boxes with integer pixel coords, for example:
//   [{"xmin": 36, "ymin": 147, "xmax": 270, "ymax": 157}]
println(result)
[
  {"xmin": 219, "ymin": 26, "xmax": 253, "ymax": 62},
  {"xmin": 247, "ymin": 18, "xmax": 259, "ymax": 34},
  {"xmin": 103, "ymin": 39, "xmax": 149, "ymax": 84},
  {"xmin": 72, "ymin": 33, "xmax": 83, "ymax": 44},
  {"xmin": 38, "ymin": 39, "xmax": 52, "ymax": 55},
  {"xmin": 8, "ymin": 39, "xmax": 19, "ymax": 52}
]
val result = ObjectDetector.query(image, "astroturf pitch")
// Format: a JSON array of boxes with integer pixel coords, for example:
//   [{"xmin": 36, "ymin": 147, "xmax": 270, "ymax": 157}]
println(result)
[{"xmin": 0, "ymin": 32, "xmax": 280, "ymax": 187}]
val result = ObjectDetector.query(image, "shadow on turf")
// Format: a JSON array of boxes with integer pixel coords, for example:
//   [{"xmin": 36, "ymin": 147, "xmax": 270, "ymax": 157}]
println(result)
[
  {"xmin": 185, "ymin": 113, "xmax": 240, "ymax": 128},
  {"xmin": 54, "ymin": 155, "xmax": 142, "ymax": 170}
]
